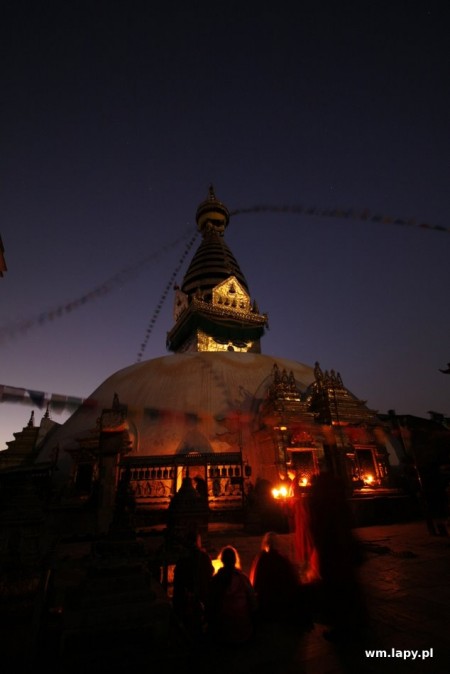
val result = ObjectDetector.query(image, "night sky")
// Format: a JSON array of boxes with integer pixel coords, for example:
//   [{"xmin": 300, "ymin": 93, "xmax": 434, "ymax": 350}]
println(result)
[{"xmin": 1, "ymin": 0, "xmax": 449, "ymax": 449}]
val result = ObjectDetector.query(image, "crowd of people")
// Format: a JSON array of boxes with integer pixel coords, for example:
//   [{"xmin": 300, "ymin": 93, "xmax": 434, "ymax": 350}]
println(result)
[{"xmin": 170, "ymin": 472, "xmax": 368, "ymax": 652}]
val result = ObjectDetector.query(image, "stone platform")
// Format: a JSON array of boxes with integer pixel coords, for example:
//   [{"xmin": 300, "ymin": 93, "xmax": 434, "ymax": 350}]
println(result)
[
  {"xmin": 170, "ymin": 519, "xmax": 450, "ymax": 674},
  {"xmin": 200, "ymin": 521, "xmax": 450, "ymax": 674},
  {"xmin": 2, "ymin": 518, "xmax": 449, "ymax": 673}
]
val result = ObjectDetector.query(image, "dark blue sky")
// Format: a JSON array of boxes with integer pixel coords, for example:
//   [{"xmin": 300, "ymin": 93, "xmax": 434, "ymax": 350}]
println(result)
[{"xmin": 1, "ymin": 0, "xmax": 449, "ymax": 447}]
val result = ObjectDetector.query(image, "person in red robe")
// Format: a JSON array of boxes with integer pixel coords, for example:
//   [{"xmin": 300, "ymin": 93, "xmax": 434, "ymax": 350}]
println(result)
[{"xmin": 290, "ymin": 478, "xmax": 320, "ymax": 582}]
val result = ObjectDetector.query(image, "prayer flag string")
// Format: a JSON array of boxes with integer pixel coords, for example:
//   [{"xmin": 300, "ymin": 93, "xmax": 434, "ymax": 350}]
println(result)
[
  {"xmin": 0, "ymin": 384, "xmax": 90, "ymax": 414},
  {"xmin": 0, "ymin": 227, "xmax": 195, "ymax": 345},
  {"xmin": 1, "ymin": 205, "xmax": 447, "ymax": 347},
  {"xmin": 229, "ymin": 205, "xmax": 450, "ymax": 234},
  {"xmin": 136, "ymin": 231, "xmax": 198, "ymax": 362}
]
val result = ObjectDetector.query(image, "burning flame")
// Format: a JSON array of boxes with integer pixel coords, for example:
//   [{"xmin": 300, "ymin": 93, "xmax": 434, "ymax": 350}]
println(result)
[
  {"xmin": 212, "ymin": 558, "xmax": 223, "ymax": 574},
  {"xmin": 271, "ymin": 485, "xmax": 289, "ymax": 499}
]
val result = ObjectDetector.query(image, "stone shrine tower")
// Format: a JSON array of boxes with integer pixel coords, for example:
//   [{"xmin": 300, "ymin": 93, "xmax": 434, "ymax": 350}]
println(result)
[{"xmin": 167, "ymin": 186, "xmax": 268, "ymax": 353}]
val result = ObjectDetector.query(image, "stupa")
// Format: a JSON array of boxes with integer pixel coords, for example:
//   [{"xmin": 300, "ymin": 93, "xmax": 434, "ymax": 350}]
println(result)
[{"xmin": 24, "ymin": 187, "xmax": 390, "ymax": 534}]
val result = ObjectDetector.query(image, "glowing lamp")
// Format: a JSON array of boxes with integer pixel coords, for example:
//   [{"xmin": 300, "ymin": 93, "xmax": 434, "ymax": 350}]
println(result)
[{"xmin": 271, "ymin": 485, "xmax": 289, "ymax": 499}]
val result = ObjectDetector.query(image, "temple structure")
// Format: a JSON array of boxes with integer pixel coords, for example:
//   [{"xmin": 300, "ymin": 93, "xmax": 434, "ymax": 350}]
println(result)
[
  {"xmin": 0, "ymin": 188, "xmax": 397, "ymax": 542},
  {"xmin": 167, "ymin": 186, "xmax": 268, "ymax": 354},
  {"xmin": 0, "ymin": 189, "xmax": 419, "ymax": 667}
]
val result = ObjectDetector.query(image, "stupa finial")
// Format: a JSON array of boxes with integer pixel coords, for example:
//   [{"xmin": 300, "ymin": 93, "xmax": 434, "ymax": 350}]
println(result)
[
  {"xmin": 27, "ymin": 410, "xmax": 35, "ymax": 428},
  {"xmin": 195, "ymin": 186, "xmax": 230, "ymax": 235}
]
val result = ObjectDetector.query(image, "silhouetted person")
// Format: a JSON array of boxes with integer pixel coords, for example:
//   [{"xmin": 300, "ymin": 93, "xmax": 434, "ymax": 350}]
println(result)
[
  {"xmin": 167, "ymin": 476, "xmax": 209, "ymax": 543},
  {"xmin": 193, "ymin": 475, "xmax": 208, "ymax": 502},
  {"xmin": 250, "ymin": 532, "xmax": 297, "ymax": 618},
  {"xmin": 172, "ymin": 531, "xmax": 214, "ymax": 642},
  {"xmin": 207, "ymin": 546, "xmax": 256, "ymax": 645},
  {"xmin": 308, "ymin": 472, "xmax": 367, "ymax": 642},
  {"xmin": 419, "ymin": 462, "xmax": 449, "ymax": 536}
]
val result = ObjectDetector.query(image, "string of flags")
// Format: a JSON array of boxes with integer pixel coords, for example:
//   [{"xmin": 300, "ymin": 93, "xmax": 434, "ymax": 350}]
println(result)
[
  {"xmin": 0, "ymin": 227, "xmax": 195, "ymax": 345},
  {"xmin": 135, "ymin": 204, "xmax": 448, "ymax": 361},
  {"xmin": 1, "ymin": 205, "xmax": 447, "ymax": 349},
  {"xmin": 229, "ymin": 205, "xmax": 450, "ymax": 234},
  {"xmin": 136, "ymin": 231, "xmax": 198, "ymax": 362},
  {"xmin": 0, "ymin": 385, "xmax": 242, "ymax": 423},
  {"xmin": 0, "ymin": 384, "xmax": 92, "ymax": 413}
]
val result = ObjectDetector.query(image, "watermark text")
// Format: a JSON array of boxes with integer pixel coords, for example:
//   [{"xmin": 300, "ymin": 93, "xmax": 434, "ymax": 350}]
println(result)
[{"xmin": 365, "ymin": 648, "xmax": 433, "ymax": 660}]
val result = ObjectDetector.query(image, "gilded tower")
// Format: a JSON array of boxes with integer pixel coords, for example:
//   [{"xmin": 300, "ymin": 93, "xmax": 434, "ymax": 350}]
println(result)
[{"xmin": 166, "ymin": 187, "xmax": 268, "ymax": 353}]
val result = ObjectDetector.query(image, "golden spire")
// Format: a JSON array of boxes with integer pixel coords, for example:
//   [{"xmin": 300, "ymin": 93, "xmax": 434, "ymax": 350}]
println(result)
[{"xmin": 195, "ymin": 185, "xmax": 230, "ymax": 235}]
